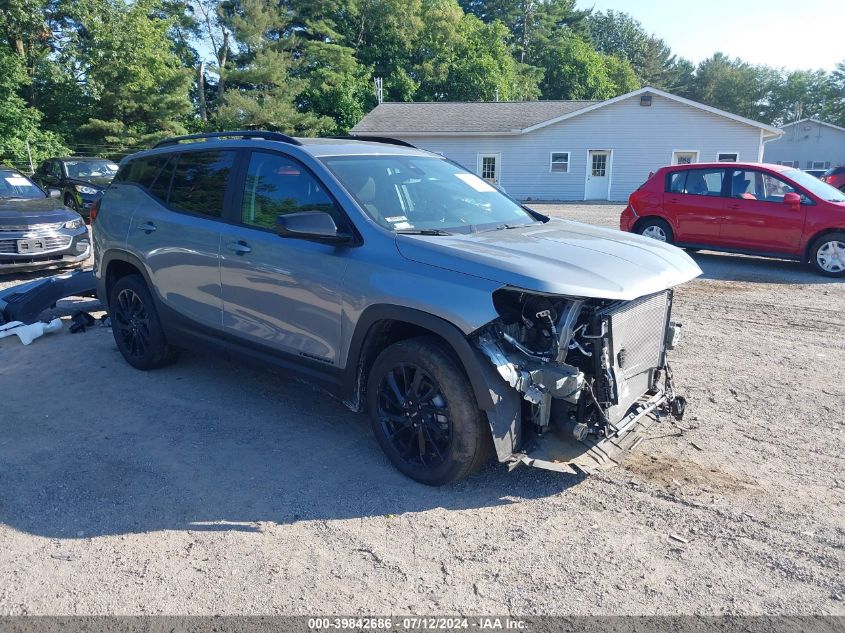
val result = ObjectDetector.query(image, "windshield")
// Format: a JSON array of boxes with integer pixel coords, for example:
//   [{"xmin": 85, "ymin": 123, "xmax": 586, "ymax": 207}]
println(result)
[
  {"xmin": 321, "ymin": 155, "xmax": 538, "ymax": 233},
  {"xmin": 64, "ymin": 159, "xmax": 119, "ymax": 179},
  {"xmin": 0, "ymin": 171, "xmax": 46, "ymax": 199},
  {"xmin": 783, "ymin": 168, "xmax": 845, "ymax": 202}
]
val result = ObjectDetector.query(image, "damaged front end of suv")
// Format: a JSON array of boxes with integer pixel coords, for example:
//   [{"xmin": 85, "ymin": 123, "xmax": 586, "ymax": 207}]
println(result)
[{"xmin": 474, "ymin": 287, "xmax": 687, "ymax": 474}]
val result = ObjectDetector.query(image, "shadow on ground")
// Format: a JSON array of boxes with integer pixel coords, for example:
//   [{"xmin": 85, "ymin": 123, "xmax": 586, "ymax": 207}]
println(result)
[
  {"xmin": 0, "ymin": 340, "xmax": 583, "ymax": 539},
  {"xmin": 691, "ymin": 251, "xmax": 843, "ymax": 285}
]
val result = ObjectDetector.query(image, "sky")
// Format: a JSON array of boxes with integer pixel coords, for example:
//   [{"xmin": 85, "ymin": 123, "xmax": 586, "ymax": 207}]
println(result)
[{"xmin": 581, "ymin": 0, "xmax": 845, "ymax": 72}]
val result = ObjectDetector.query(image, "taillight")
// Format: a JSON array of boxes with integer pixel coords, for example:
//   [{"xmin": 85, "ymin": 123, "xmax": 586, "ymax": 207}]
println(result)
[{"xmin": 89, "ymin": 197, "xmax": 101, "ymax": 224}]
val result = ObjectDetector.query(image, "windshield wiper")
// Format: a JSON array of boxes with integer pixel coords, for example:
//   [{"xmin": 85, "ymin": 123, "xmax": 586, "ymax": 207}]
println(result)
[{"xmin": 395, "ymin": 228, "xmax": 453, "ymax": 236}]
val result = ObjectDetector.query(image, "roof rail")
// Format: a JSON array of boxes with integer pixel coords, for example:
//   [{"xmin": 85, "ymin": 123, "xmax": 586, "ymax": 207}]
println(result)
[
  {"xmin": 325, "ymin": 135, "xmax": 417, "ymax": 148},
  {"xmin": 153, "ymin": 130, "xmax": 302, "ymax": 149}
]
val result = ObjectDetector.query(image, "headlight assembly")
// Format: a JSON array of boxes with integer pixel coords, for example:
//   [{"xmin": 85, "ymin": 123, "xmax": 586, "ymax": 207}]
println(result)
[
  {"xmin": 64, "ymin": 218, "xmax": 84, "ymax": 230},
  {"xmin": 74, "ymin": 185, "xmax": 99, "ymax": 195}
]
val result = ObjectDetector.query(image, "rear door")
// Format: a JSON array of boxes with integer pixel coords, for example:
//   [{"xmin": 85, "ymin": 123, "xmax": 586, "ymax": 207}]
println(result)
[
  {"xmin": 663, "ymin": 167, "xmax": 727, "ymax": 244},
  {"xmin": 126, "ymin": 149, "xmax": 235, "ymax": 330},
  {"xmin": 219, "ymin": 150, "xmax": 349, "ymax": 364},
  {"xmin": 718, "ymin": 168, "xmax": 806, "ymax": 254}
]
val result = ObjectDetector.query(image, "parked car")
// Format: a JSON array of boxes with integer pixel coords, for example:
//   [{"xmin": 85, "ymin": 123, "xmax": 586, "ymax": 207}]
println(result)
[
  {"xmin": 821, "ymin": 165, "xmax": 845, "ymax": 192},
  {"xmin": 0, "ymin": 166, "xmax": 90, "ymax": 274},
  {"xmin": 33, "ymin": 156, "xmax": 118, "ymax": 218},
  {"xmin": 93, "ymin": 131, "xmax": 700, "ymax": 485},
  {"xmin": 621, "ymin": 162, "xmax": 845, "ymax": 277},
  {"xmin": 804, "ymin": 169, "xmax": 827, "ymax": 179}
]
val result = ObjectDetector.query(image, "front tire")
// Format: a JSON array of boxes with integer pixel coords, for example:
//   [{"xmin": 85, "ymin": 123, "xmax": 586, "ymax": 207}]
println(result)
[
  {"xmin": 636, "ymin": 217, "xmax": 674, "ymax": 244},
  {"xmin": 810, "ymin": 232, "xmax": 845, "ymax": 277},
  {"xmin": 109, "ymin": 275, "xmax": 178, "ymax": 370},
  {"xmin": 366, "ymin": 337, "xmax": 491, "ymax": 486}
]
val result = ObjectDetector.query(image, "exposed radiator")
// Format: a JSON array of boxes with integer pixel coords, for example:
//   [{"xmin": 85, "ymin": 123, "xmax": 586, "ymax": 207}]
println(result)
[{"xmin": 597, "ymin": 290, "xmax": 672, "ymax": 425}]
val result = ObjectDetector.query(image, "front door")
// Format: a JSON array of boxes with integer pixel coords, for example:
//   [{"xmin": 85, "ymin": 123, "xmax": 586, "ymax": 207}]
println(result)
[
  {"xmin": 219, "ymin": 150, "xmax": 348, "ymax": 364},
  {"xmin": 478, "ymin": 153, "xmax": 500, "ymax": 185},
  {"xmin": 718, "ymin": 168, "xmax": 806, "ymax": 254},
  {"xmin": 586, "ymin": 150, "xmax": 611, "ymax": 200}
]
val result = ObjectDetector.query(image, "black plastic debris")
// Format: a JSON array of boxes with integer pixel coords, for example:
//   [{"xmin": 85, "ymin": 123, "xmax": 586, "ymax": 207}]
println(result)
[
  {"xmin": 0, "ymin": 269, "xmax": 96, "ymax": 325},
  {"xmin": 69, "ymin": 310, "xmax": 96, "ymax": 333}
]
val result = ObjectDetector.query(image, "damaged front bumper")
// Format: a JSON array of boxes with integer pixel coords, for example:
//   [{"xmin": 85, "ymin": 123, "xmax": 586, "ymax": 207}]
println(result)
[{"xmin": 473, "ymin": 287, "xmax": 687, "ymax": 475}]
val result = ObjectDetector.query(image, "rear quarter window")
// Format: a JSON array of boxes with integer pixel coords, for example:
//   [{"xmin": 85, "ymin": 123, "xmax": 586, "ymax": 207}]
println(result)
[{"xmin": 115, "ymin": 154, "xmax": 171, "ymax": 189}]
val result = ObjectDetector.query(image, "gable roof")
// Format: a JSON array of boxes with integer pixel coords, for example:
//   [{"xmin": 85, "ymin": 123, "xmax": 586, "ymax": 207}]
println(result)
[
  {"xmin": 779, "ymin": 118, "xmax": 845, "ymax": 134},
  {"xmin": 351, "ymin": 100, "xmax": 598, "ymax": 135},
  {"xmin": 351, "ymin": 86, "xmax": 782, "ymax": 139}
]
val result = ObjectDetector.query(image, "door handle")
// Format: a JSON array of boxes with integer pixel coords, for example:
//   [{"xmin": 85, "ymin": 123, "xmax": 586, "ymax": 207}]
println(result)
[
  {"xmin": 727, "ymin": 203, "xmax": 741, "ymax": 210},
  {"xmin": 226, "ymin": 240, "xmax": 252, "ymax": 255},
  {"xmin": 138, "ymin": 221, "xmax": 156, "ymax": 234},
  {"xmin": 668, "ymin": 197, "xmax": 679, "ymax": 203}
]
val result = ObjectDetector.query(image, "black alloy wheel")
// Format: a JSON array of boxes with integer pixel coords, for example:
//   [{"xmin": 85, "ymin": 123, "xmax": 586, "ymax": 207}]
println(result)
[
  {"xmin": 108, "ymin": 275, "xmax": 177, "ymax": 370},
  {"xmin": 376, "ymin": 363, "xmax": 452, "ymax": 468}
]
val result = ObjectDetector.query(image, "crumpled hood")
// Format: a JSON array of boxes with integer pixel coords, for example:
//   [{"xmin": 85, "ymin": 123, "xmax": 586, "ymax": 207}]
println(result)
[
  {"xmin": 0, "ymin": 197, "xmax": 79, "ymax": 224},
  {"xmin": 395, "ymin": 218, "xmax": 702, "ymax": 300}
]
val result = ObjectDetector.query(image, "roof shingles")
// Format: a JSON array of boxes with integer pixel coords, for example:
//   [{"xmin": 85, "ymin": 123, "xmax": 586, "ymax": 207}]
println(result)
[{"xmin": 350, "ymin": 100, "xmax": 598, "ymax": 134}]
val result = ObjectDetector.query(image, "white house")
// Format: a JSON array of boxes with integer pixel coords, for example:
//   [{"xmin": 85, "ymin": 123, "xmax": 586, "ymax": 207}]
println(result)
[
  {"xmin": 763, "ymin": 118, "xmax": 845, "ymax": 170},
  {"xmin": 350, "ymin": 87, "xmax": 782, "ymax": 202}
]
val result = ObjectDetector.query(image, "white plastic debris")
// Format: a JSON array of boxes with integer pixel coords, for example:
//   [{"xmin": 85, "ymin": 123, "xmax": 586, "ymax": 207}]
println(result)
[{"xmin": 0, "ymin": 318, "xmax": 63, "ymax": 345}]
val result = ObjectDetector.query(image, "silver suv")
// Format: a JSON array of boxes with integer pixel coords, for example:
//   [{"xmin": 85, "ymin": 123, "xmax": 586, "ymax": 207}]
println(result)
[{"xmin": 92, "ymin": 131, "xmax": 701, "ymax": 485}]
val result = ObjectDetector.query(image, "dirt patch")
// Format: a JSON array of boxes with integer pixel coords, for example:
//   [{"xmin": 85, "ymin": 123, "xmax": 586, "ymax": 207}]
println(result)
[{"xmin": 624, "ymin": 452, "xmax": 757, "ymax": 495}]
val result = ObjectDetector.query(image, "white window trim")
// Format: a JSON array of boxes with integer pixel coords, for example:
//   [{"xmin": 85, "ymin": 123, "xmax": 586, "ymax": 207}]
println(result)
[
  {"xmin": 476, "ymin": 152, "xmax": 501, "ymax": 184},
  {"xmin": 549, "ymin": 152, "xmax": 570, "ymax": 173},
  {"xmin": 671, "ymin": 149, "xmax": 700, "ymax": 165},
  {"xmin": 717, "ymin": 151, "xmax": 739, "ymax": 162}
]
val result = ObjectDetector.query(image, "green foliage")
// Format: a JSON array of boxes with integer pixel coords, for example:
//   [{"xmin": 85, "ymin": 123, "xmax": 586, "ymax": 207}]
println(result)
[
  {"xmin": 588, "ymin": 10, "xmax": 692, "ymax": 92},
  {"xmin": 532, "ymin": 31, "xmax": 637, "ymax": 100},
  {"xmin": 0, "ymin": 43, "xmax": 68, "ymax": 171},
  {"xmin": 0, "ymin": 0, "xmax": 844, "ymax": 153}
]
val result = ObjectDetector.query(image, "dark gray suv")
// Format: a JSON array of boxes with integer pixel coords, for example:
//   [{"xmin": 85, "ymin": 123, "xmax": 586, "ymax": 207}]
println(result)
[{"xmin": 92, "ymin": 131, "xmax": 701, "ymax": 485}]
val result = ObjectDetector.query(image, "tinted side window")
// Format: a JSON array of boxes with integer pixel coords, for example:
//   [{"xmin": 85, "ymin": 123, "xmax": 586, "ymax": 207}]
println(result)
[
  {"xmin": 679, "ymin": 168, "xmax": 724, "ymax": 196},
  {"xmin": 168, "ymin": 151, "xmax": 235, "ymax": 218},
  {"xmin": 149, "ymin": 155, "xmax": 175, "ymax": 202},
  {"xmin": 667, "ymin": 171, "xmax": 686, "ymax": 193},
  {"xmin": 241, "ymin": 151, "xmax": 337, "ymax": 230},
  {"xmin": 116, "ymin": 154, "xmax": 170, "ymax": 188}
]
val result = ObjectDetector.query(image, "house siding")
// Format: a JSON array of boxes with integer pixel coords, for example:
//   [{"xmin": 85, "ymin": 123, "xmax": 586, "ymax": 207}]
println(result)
[
  {"xmin": 397, "ymin": 94, "xmax": 763, "ymax": 201},
  {"xmin": 763, "ymin": 121, "xmax": 845, "ymax": 169}
]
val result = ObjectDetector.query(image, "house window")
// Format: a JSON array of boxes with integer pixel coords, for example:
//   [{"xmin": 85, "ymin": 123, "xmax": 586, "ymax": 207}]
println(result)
[
  {"xmin": 672, "ymin": 150, "xmax": 699, "ymax": 165},
  {"xmin": 808, "ymin": 160, "xmax": 830, "ymax": 169},
  {"xmin": 591, "ymin": 153, "xmax": 607, "ymax": 177},
  {"xmin": 717, "ymin": 152, "xmax": 738, "ymax": 162},
  {"xmin": 481, "ymin": 156, "xmax": 496, "ymax": 180},
  {"xmin": 550, "ymin": 152, "xmax": 569, "ymax": 173}
]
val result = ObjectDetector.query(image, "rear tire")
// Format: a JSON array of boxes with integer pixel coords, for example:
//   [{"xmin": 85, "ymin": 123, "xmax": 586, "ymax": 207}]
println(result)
[
  {"xmin": 810, "ymin": 232, "xmax": 845, "ymax": 277},
  {"xmin": 366, "ymin": 336, "xmax": 492, "ymax": 486},
  {"xmin": 109, "ymin": 275, "xmax": 178, "ymax": 369},
  {"xmin": 636, "ymin": 217, "xmax": 674, "ymax": 244}
]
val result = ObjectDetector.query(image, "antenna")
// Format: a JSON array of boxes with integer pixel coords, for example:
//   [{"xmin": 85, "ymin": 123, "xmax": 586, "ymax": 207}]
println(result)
[{"xmin": 374, "ymin": 77, "xmax": 383, "ymax": 105}]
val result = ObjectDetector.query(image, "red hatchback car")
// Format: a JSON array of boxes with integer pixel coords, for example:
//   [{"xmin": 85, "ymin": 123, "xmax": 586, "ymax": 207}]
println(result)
[
  {"xmin": 821, "ymin": 166, "xmax": 845, "ymax": 192},
  {"xmin": 620, "ymin": 162, "xmax": 845, "ymax": 276}
]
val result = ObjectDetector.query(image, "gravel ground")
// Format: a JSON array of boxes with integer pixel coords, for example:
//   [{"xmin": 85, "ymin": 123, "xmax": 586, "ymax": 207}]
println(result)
[{"xmin": 0, "ymin": 205, "xmax": 843, "ymax": 616}]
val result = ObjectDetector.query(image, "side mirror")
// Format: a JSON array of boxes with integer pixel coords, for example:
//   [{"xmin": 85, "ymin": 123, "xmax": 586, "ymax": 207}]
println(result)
[
  {"xmin": 276, "ymin": 211, "xmax": 352, "ymax": 244},
  {"xmin": 49, "ymin": 189, "xmax": 61, "ymax": 198},
  {"xmin": 783, "ymin": 192, "xmax": 802, "ymax": 208}
]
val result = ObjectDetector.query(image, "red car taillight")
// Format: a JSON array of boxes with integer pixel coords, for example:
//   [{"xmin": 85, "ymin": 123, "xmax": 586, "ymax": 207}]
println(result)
[{"xmin": 89, "ymin": 197, "xmax": 101, "ymax": 224}]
